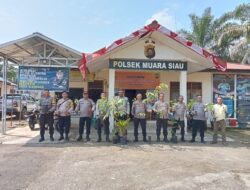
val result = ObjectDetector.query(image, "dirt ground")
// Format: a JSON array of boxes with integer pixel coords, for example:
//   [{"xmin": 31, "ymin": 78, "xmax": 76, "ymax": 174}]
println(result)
[{"xmin": 0, "ymin": 121, "xmax": 250, "ymax": 190}]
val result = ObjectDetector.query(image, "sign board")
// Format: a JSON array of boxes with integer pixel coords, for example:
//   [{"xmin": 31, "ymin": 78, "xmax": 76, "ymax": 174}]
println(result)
[
  {"xmin": 213, "ymin": 74, "xmax": 234, "ymax": 117},
  {"xmin": 18, "ymin": 66, "xmax": 69, "ymax": 91},
  {"xmin": 109, "ymin": 59, "xmax": 187, "ymax": 71},
  {"xmin": 115, "ymin": 71, "xmax": 160, "ymax": 90},
  {"xmin": 237, "ymin": 75, "xmax": 250, "ymax": 124}
]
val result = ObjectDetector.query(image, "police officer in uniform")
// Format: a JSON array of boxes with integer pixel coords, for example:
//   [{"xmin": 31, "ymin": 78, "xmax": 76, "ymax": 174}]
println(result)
[
  {"xmin": 96, "ymin": 92, "xmax": 110, "ymax": 142},
  {"xmin": 190, "ymin": 95, "xmax": 207, "ymax": 143},
  {"xmin": 131, "ymin": 93, "xmax": 147, "ymax": 142},
  {"xmin": 153, "ymin": 93, "xmax": 169, "ymax": 142},
  {"xmin": 38, "ymin": 89, "xmax": 56, "ymax": 142},
  {"xmin": 55, "ymin": 91, "xmax": 74, "ymax": 141},
  {"xmin": 115, "ymin": 89, "xmax": 130, "ymax": 120},
  {"xmin": 172, "ymin": 95, "xmax": 186, "ymax": 142},
  {"xmin": 75, "ymin": 91, "xmax": 95, "ymax": 141}
]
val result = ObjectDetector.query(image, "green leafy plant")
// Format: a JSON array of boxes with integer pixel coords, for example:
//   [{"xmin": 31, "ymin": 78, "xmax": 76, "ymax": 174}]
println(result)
[
  {"xmin": 205, "ymin": 103, "xmax": 214, "ymax": 112},
  {"xmin": 116, "ymin": 118, "xmax": 130, "ymax": 136},
  {"xmin": 187, "ymin": 99, "xmax": 195, "ymax": 111},
  {"xmin": 143, "ymin": 83, "xmax": 168, "ymax": 104}
]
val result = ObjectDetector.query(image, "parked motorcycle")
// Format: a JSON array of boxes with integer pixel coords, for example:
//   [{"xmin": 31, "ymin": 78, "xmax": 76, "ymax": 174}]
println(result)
[{"xmin": 24, "ymin": 109, "xmax": 40, "ymax": 130}]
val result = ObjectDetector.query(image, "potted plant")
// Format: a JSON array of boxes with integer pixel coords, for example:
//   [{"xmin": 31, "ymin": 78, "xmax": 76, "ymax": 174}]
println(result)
[{"xmin": 108, "ymin": 97, "xmax": 130, "ymax": 144}]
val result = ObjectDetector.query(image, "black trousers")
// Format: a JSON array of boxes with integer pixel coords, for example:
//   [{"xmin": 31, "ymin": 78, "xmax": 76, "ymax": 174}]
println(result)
[
  {"xmin": 192, "ymin": 120, "xmax": 205, "ymax": 139},
  {"xmin": 58, "ymin": 116, "xmax": 71, "ymax": 137},
  {"xmin": 134, "ymin": 118, "xmax": 147, "ymax": 138},
  {"xmin": 177, "ymin": 120, "xmax": 185, "ymax": 137},
  {"xmin": 79, "ymin": 117, "xmax": 91, "ymax": 137},
  {"xmin": 97, "ymin": 117, "xmax": 110, "ymax": 137},
  {"xmin": 40, "ymin": 112, "xmax": 54, "ymax": 138},
  {"xmin": 156, "ymin": 118, "xmax": 168, "ymax": 138}
]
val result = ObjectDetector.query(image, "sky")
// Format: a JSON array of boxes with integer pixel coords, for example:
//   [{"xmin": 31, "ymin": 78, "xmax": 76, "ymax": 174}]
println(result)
[{"xmin": 0, "ymin": 0, "xmax": 248, "ymax": 53}]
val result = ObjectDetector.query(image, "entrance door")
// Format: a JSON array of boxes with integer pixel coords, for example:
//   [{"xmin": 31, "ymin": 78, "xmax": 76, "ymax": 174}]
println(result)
[{"xmin": 88, "ymin": 80, "xmax": 104, "ymax": 102}]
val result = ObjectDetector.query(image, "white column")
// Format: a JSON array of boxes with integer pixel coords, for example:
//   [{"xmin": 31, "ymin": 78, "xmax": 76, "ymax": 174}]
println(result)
[
  {"xmin": 1, "ymin": 57, "xmax": 7, "ymax": 134},
  {"xmin": 108, "ymin": 69, "xmax": 115, "ymax": 130},
  {"xmin": 180, "ymin": 71, "xmax": 187, "ymax": 133}
]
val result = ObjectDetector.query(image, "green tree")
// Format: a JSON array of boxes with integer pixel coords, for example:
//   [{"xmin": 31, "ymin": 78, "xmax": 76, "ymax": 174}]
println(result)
[
  {"xmin": 179, "ymin": 7, "xmax": 214, "ymax": 48},
  {"xmin": 215, "ymin": 3, "xmax": 250, "ymax": 64},
  {"xmin": 0, "ymin": 64, "xmax": 18, "ymax": 83},
  {"xmin": 179, "ymin": 4, "xmax": 250, "ymax": 64}
]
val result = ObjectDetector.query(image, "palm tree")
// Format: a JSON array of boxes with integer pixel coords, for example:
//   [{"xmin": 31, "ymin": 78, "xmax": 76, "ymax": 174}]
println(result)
[
  {"xmin": 179, "ymin": 7, "xmax": 214, "ymax": 48},
  {"xmin": 215, "ymin": 3, "xmax": 250, "ymax": 64},
  {"xmin": 179, "ymin": 4, "xmax": 250, "ymax": 64}
]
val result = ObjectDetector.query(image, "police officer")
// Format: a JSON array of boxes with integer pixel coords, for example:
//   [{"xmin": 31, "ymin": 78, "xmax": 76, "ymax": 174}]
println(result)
[
  {"xmin": 153, "ymin": 93, "xmax": 169, "ymax": 142},
  {"xmin": 115, "ymin": 89, "xmax": 130, "ymax": 120},
  {"xmin": 190, "ymin": 95, "xmax": 207, "ymax": 143},
  {"xmin": 131, "ymin": 93, "xmax": 147, "ymax": 142},
  {"xmin": 53, "ymin": 70, "xmax": 67, "ymax": 89},
  {"xmin": 55, "ymin": 91, "xmax": 74, "ymax": 141},
  {"xmin": 75, "ymin": 91, "xmax": 95, "ymax": 141},
  {"xmin": 173, "ymin": 95, "xmax": 186, "ymax": 142},
  {"xmin": 211, "ymin": 96, "xmax": 228, "ymax": 145},
  {"xmin": 38, "ymin": 89, "xmax": 56, "ymax": 142},
  {"xmin": 96, "ymin": 92, "xmax": 110, "ymax": 142}
]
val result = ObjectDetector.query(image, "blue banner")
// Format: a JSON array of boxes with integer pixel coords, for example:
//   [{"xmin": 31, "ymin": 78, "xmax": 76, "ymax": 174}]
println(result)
[{"xmin": 18, "ymin": 66, "xmax": 69, "ymax": 91}]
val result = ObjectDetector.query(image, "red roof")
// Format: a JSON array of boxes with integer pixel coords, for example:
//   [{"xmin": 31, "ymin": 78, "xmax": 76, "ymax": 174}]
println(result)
[
  {"xmin": 227, "ymin": 63, "xmax": 250, "ymax": 70},
  {"xmin": 79, "ymin": 20, "xmax": 227, "ymax": 79}
]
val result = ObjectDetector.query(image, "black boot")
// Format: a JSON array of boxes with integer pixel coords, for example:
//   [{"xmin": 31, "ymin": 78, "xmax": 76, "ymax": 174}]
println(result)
[
  {"xmin": 143, "ymin": 136, "xmax": 147, "ymax": 142},
  {"xmin": 39, "ymin": 137, "xmax": 44, "ymax": 142},
  {"xmin": 190, "ymin": 137, "xmax": 195, "ymax": 143},
  {"xmin": 50, "ymin": 135, "xmax": 54, "ymax": 141},
  {"xmin": 58, "ymin": 135, "xmax": 64, "ymax": 141},
  {"xmin": 134, "ymin": 136, "xmax": 138, "ymax": 142},
  {"xmin": 163, "ymin": 136, "xmax": 169, "ymax": 143},
  {"xmin": 157, "ymin": 136, "xmax": 160, "ymax": 142},
  {"xmin": 97, "ymin": 135, "xmax": 102, "ymax": 142},
  {"xmin": 181, "ymin": 136, "xmax": 185, "ymax": 142},
  {"xmin": 201, "ymin": 137, "xmax": 205, "ymax": 143},
  {"xmin": 65, "ymin": 134, "xmax": 69, "ymax": 141},
  {"xmin": 77, "ymin": 135, "xmax": 82, "ymax": 141},
  {"xmin": 86, "ymin": 135, "xmax": 90, "ymax": 141},
  {"xmin": 106, "ymin": 135, "xmax": 111, "ymax": 142}
]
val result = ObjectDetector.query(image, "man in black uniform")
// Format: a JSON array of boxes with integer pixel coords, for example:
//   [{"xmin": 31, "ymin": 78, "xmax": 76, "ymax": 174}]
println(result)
[{"xmin": 38, "ymin": 90, "xmax": 55, "ymax": 142}]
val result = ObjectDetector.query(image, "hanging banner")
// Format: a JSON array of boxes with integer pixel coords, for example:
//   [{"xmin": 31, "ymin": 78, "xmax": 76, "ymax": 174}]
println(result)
[
  {"xmin": 115, "ymin": 71, "xmax": 160, "ymax": 89},
  {"xmin": 237, "ymin": 75, "xmax": 250, "ymax": 125},
  {"xmin": 18, "ymin": 66, "xmax": 69, "ymax": 91},
  {"xmin": 213, "ymin": 74, "xmax": 234, "ymax": 117},
  {"xmin": 110, "ymin": 59, "xmax": 187, "ymax": 71}
]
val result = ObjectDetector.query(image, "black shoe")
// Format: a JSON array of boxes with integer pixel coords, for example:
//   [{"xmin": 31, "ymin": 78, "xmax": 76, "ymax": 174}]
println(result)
[
  {"xmin": 65, "ymin": 136, "xmax": 69, "ymax": 141},
  {"xmin": 134, "ymin": 138, "xmax": 138, "ymax": 142},
  {"xmin": 163, "ymin": 137, "xmax": 169, "ymax": 143},
  {"xmin": 39, "ymin": 138, "xmax": 44, "ymax": 142},
  {"xmin": 157, "ymin": 137, "xmax": 160, "ymax": 142},
  {"xmin": 181, "ymin": 137, "xmax": 185, "ymax": 142},
  {"xmin": 210, "ymin": 141, "xmax": 217, "ymax": 144},
  {"xmin": 190, "ymin": 139, "xmax": 195, "ymax": 143},
  {"xmin": 201, "ymin": 139, "xmax": 205, "ymax": 143},
  {"xmin": 86, "ymin": 136, "xmax": 90, "ymax": 141},
  {"xmin": 222, "ymin": 141, "xmax": 228, "ymax": 146},
  {"xmin": 58, "ymin": 136, "xmax": 64, "ymax": 141},
  {"xmin": 50, "ymin": 136, "xmax": 54, "ymax": 141},
  {"xmin": 77, "ymin": 136, "xmax": 82, "ymax": 141},
  {"xmin": 143, "ymin": 137, "xmax": 148, "ymax": 142},
  {"xmin": 106, "ymin": 137, "xmax": 111, "ymax": 142}
]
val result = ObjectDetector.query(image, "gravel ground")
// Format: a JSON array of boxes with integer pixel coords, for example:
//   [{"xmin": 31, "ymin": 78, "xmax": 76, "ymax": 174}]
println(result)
[{"xmin": 0, "ymin": 121, "xmax": 250, "ymax": 190}]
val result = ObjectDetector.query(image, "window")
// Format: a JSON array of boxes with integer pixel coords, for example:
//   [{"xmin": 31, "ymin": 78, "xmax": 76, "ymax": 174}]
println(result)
[{"xmin": 170, "ymin": 82, "xmax": 202, "ymax": 101}]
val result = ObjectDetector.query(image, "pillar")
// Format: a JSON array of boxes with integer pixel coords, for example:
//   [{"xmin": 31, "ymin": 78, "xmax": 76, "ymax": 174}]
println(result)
[
  {"xmin": 180, "ymin": 71, "xmax": 187, "ymax": 133},
  {"xmin": 108, "ymin": 69, "xmax": 115, "ymax": 130}
]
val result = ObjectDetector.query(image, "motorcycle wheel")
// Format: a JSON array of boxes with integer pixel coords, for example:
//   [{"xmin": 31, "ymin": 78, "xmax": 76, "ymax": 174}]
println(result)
[{"xmin": 29, "ymin": 120, "xmax": 35, "ymax": 130}]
